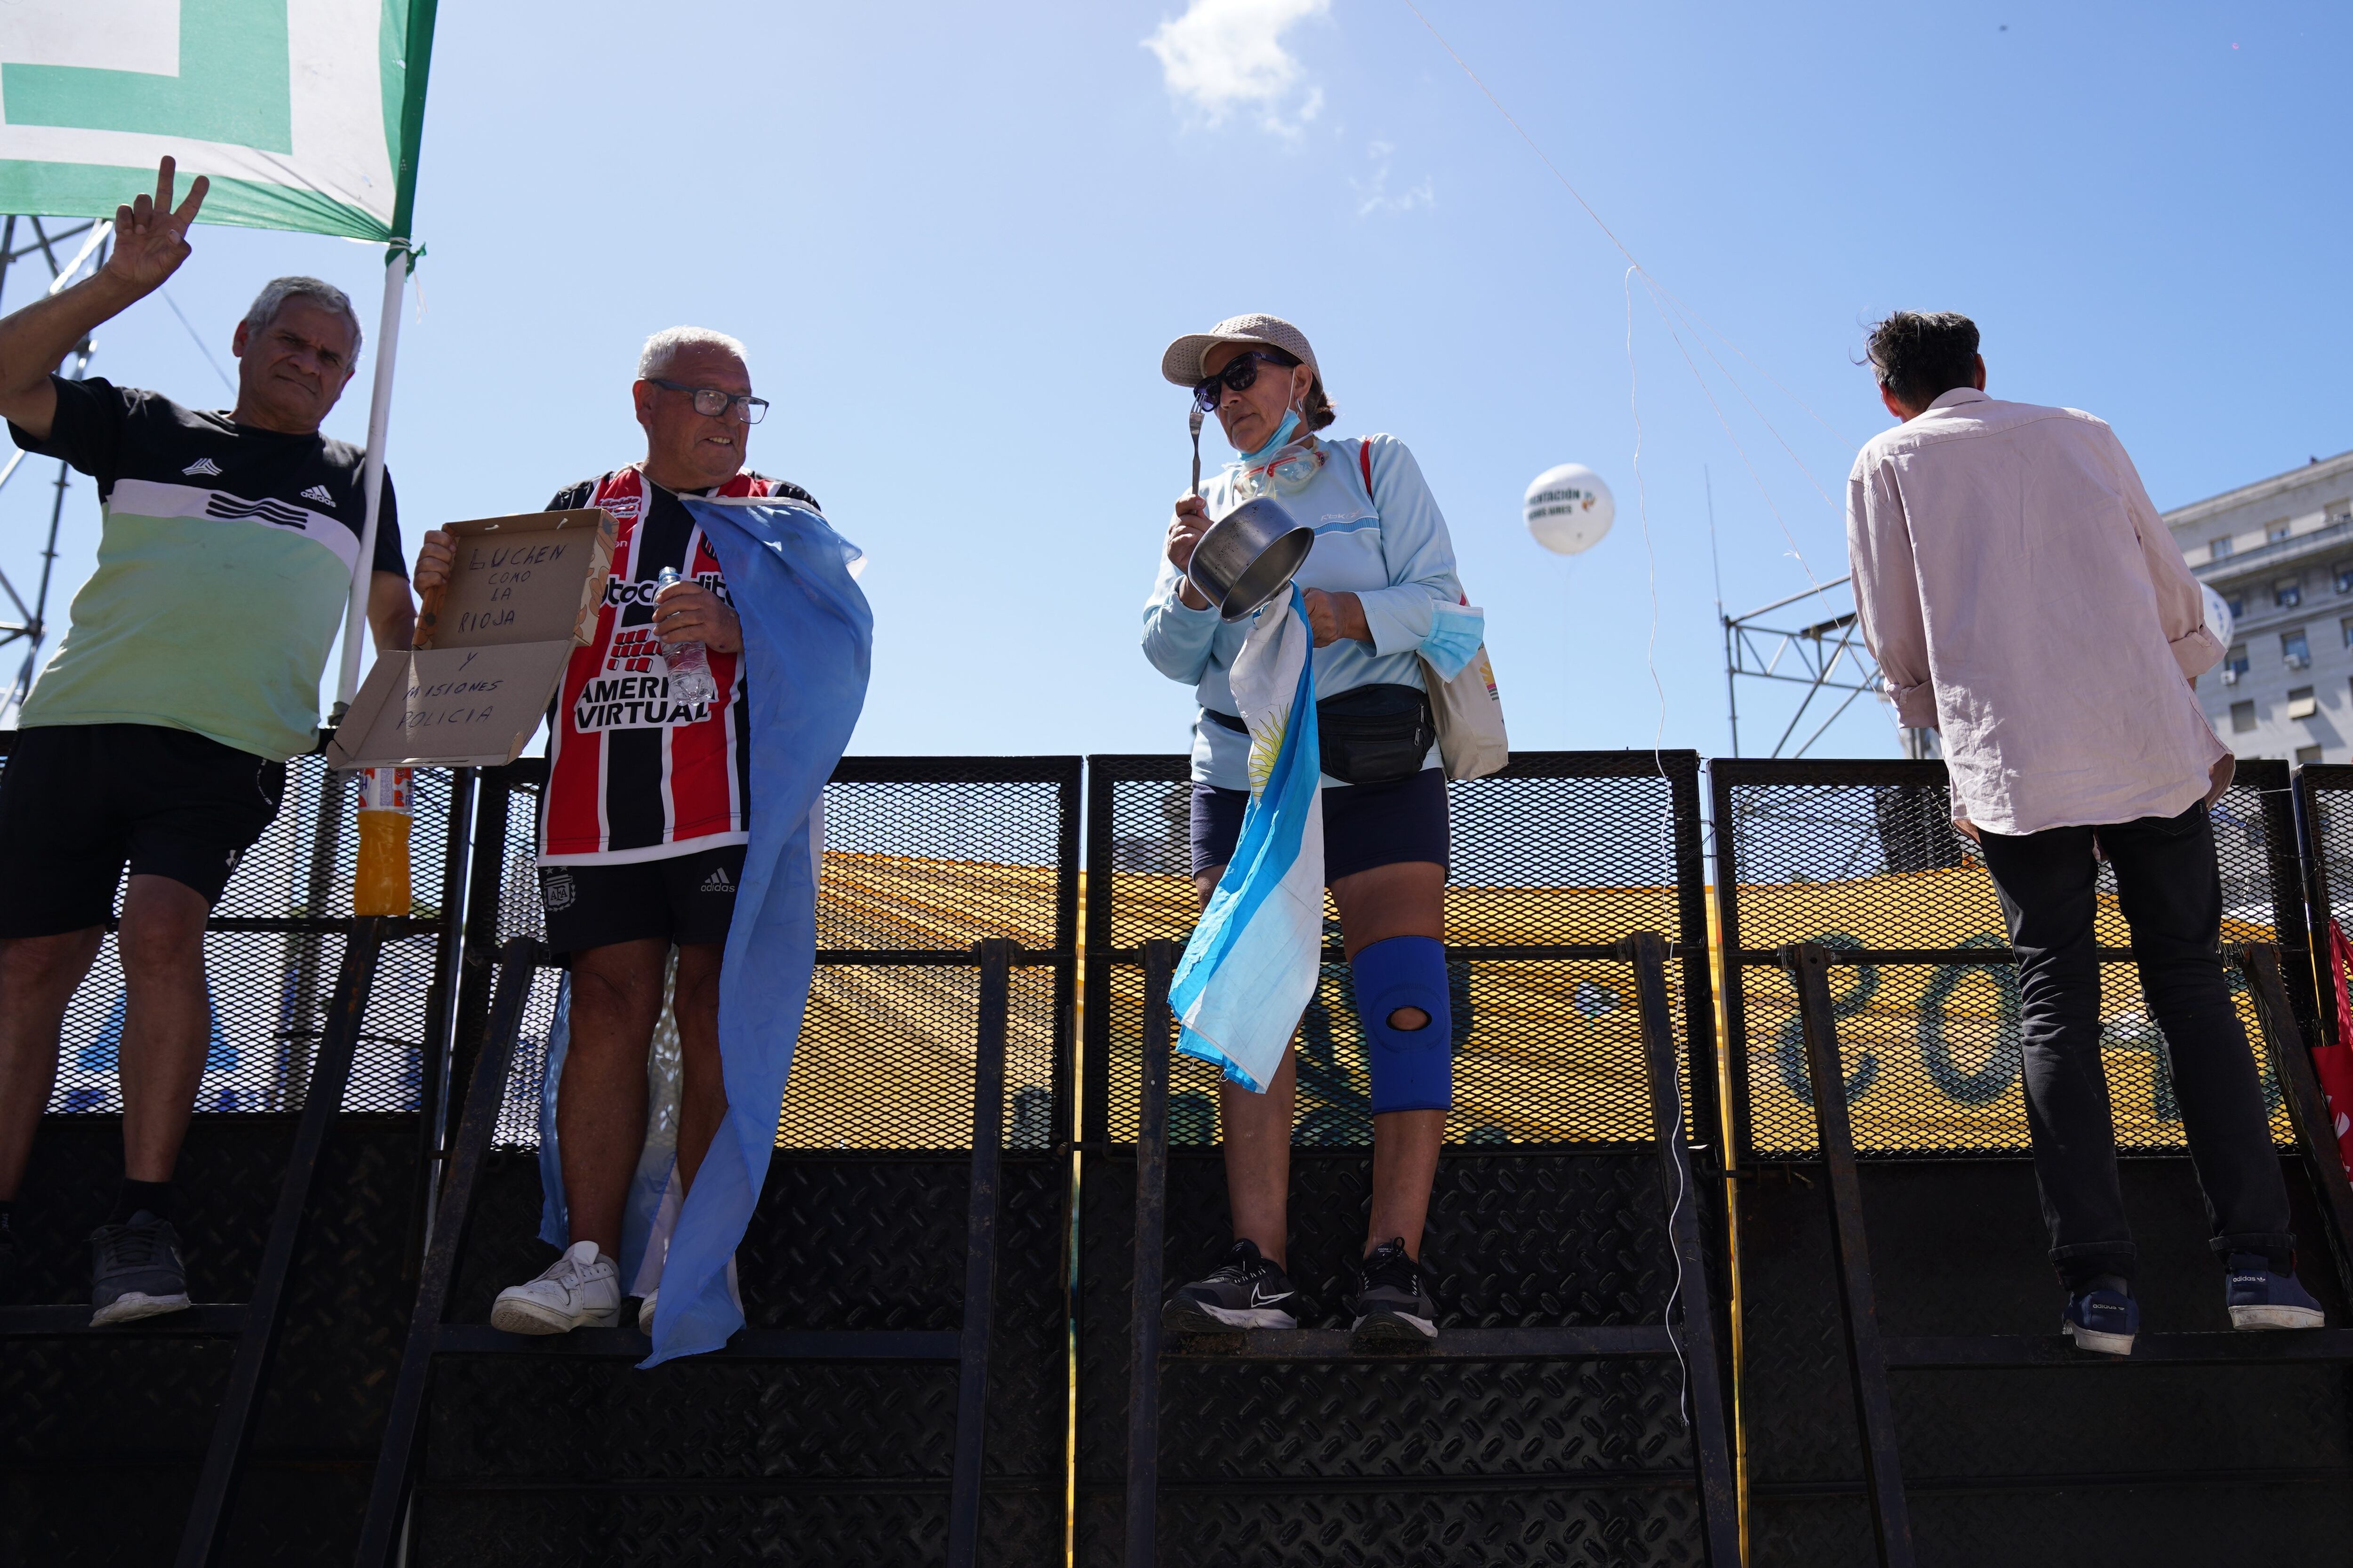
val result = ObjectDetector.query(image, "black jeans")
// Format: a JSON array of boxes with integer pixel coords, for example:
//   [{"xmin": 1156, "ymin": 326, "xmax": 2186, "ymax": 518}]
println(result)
[{"xmin": 1977, "ymin": 802, "xmax": 2294, "ymax": 1287}]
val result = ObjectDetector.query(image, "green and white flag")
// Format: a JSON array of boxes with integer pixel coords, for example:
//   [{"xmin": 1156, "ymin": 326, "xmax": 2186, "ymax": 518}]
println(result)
[{"xmin": 0, "ymin": 0, "xmax": 438, "ymax": 244}]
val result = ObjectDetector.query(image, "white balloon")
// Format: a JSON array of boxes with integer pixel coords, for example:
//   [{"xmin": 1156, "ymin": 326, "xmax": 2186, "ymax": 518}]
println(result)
[
  {"xmin": 1524, "ymin": 464, "xmax": 1616, "ymax": 555},
  {"xmin": 2202, "ymin": 581, "xmax": 2234, "ymax": 654}
]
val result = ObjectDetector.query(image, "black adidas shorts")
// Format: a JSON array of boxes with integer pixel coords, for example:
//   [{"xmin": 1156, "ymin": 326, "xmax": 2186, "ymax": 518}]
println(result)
[
  {"xmin": 0, "ymin": 723, "xmax": 286, "ymax": 937},
  {"xmin": 536, "ymin": 843, "xmax": 745, "ymax": 962}
]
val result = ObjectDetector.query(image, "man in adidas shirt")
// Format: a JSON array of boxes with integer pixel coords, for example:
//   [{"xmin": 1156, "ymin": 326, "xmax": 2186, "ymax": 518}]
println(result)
[
  {"xmin": 0, "ymin": 160, "xmax": 415, "ymax": 1323},
  {"xmin": 414, "ymin": 326, "xmax": 817, "ymax": 1336}
]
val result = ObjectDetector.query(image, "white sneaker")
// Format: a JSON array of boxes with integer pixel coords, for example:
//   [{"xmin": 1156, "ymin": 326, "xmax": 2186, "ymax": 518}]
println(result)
[
  {"xmin": 636, "ymin": 1288, "xmax": 657, "ymax": 1335},
  {"xmin": 490, "ymin": 1240, "xmax": 620, "ymax": 1334}
]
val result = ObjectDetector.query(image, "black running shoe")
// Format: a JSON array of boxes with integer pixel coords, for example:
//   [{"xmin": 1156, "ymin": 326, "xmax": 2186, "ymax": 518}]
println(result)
[
  {"xmin": 1350, "ymin": 1237, "xmax": 1437, "ymax": 1347},
  {"xmin": 1164, "ymin": 1239, "xmax": 1299, "ymax": 1333},
  {"xmin": 90, "ymin": 1210, "xmax": 191, "ymax": 1327}
]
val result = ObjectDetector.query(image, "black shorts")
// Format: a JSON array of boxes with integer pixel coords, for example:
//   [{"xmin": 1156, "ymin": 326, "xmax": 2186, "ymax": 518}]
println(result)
[
  {"xmin": 536, "ymin": 843, "xmax": 746, "ymax": 963},
  {"xmin": 1190, "ymin": 767, "xmax": 1450, "ymax": 883},
  {"xmin": 0, "ymin": 722, "xmax": 286, "ymax": 937}
]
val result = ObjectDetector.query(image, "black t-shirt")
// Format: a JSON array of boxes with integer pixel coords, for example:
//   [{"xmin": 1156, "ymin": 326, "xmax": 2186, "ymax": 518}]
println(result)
[{"xmin": 10, "ymin": 375, "xmax": 406, "ymax": 576}]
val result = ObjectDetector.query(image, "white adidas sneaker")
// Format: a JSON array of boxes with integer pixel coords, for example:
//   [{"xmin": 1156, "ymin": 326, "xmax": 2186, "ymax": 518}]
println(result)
[{"xmin": 490, "ymin": 1240, "xmax": 620, "ymax": 1334}]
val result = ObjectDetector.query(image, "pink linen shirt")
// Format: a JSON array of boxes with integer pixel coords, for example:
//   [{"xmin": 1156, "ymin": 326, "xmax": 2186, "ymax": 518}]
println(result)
[{"xmin": 1846, "ymin": 387, "xmax": 2230, "ymax": 838}]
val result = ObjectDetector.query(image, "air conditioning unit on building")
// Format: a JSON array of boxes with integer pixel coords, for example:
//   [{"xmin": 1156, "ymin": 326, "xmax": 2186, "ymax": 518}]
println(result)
[
  {"xmin": 2287, "ymin": 653, "xmax": 2313, "ymax": 670},
  {"xmin": 2222, "ymin": 668, "xmax": 2241, "ymax": 685}
]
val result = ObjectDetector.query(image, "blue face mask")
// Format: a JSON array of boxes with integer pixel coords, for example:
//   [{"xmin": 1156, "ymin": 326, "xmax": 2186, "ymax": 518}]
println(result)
[
  {"xmin": 1420, "ymin": 603, "xmax": 1487, "ymax": 681},
  {"xmin": 1236, "ymin": 408, "xmax": 1302, "ymax": 467}
]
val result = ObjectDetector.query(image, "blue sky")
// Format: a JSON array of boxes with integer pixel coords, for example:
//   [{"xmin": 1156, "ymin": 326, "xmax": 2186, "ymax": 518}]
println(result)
[{"xmin": 2, "ymin": 1, "xmax": 2345, "ymax": 762}]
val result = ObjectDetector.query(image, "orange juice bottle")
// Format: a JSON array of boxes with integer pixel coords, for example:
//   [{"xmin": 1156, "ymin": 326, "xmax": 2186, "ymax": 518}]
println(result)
[{"xmin": 354, "ymin": 766, "xmax": 413, "ymax": 917}]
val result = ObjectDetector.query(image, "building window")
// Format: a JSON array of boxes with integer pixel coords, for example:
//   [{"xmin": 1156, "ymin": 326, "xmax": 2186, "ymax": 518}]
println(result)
[
  {"xmin": 2227, "ymin": 593, "xmax": 2247, "ymax": 618},
  {"xmin": 2277, "ymin": 578, "xmax": 2303, "ymax": 609},
  {"xmin": 2284, "ymin": 628, "xmax": 2312, "ymax": 667},
  {"xmin": 2337, "ymin": 562, "xmax": 2353, "ymax": 594},
  {"xmin": 2232, "ymin": 700, "xmax": 2257, "ymax": 733},
  {"xmin": 2289, "ymin": 686, "xmax": 2318, "ymax": 719},
  {"xmin": 2212, "ymin": 535, "xmax": 2236, "ymax": 560},
  {"xmin": 2270, "ymin": 522, "xmax": 2293, "ymax": 543},
  {"xmin": 2227, "ymin": 644, "xmax": 2251, "ymax": 679},
  {"xmin": 2298, "ymin": 745, "xmax": 2326, "ymax": 766}
]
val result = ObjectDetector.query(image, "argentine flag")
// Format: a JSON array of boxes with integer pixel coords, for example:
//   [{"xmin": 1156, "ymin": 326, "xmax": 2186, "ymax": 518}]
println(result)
[
  {"xmin": 1169, "ymin": 586, "xmax": 1325, "ymax": 1092},
  {"xmin": 535, "ymin": 495, "xmax": 872, "ymax": 1368}
]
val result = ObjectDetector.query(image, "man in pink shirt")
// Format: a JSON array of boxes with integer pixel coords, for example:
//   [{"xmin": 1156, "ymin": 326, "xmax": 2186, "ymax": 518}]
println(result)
[{"xmin": 1847, "ymin": 311, "xmax": 2323, "ymax": 1355}]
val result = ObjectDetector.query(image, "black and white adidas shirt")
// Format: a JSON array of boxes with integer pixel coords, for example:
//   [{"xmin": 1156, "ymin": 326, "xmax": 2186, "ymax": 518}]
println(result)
[{"xmin": 7, "ymin": 376, "xmax": 407, "ymax": 761}]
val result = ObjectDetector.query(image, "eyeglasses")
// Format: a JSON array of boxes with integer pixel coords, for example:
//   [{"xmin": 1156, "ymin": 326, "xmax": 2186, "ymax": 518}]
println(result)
[
  {"xmin": 648, "ymin": 377, "xmax": 769, "ymax": 425},
  {"xmin": 1191, "ymin": 351, "xmax": 1297, "ymax": 414}
]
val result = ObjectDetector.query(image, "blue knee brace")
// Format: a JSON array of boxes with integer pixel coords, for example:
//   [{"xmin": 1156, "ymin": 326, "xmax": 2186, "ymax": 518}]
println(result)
[{"xmin": 1352, "ymin": 935, "xmax": 1452, "ymax": 1114}]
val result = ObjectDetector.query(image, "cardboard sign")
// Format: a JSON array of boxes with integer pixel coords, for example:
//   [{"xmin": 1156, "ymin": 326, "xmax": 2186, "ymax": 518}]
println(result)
[{"xmin": 330, "ymin": 509, "xmax": 616, "ymax": 769}]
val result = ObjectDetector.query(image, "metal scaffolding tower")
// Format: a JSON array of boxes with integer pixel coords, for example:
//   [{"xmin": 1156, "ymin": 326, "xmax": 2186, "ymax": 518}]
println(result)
[
  {"xmin": 0, "ymin": 214, "xmax": 112, "ymax": 718},
  {"xmin": 1721, "ymin": 574, "xmax": 1934, "ymax": 759}
]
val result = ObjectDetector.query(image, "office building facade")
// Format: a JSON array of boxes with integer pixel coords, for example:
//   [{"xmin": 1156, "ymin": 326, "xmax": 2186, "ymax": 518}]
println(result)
[{"xmin": 2169, "ymin": 450, "xmax": 2353, "ymax": 766}]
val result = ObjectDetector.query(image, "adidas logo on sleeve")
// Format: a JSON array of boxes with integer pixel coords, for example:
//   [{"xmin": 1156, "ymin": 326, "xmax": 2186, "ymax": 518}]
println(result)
[
  {"xmin": 299, "ymin": 484, "xmax": 337, "ymax": 507},
  {"xmin": 182, "ymin": 457, "xmax": 222, "ymax": 477}
]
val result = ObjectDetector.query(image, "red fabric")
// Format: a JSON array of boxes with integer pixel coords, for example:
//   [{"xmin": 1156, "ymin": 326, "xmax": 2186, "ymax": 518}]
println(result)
[{"xmin": 2316, "ymin": 920, "xmax": 2353, "ymax": 1180}]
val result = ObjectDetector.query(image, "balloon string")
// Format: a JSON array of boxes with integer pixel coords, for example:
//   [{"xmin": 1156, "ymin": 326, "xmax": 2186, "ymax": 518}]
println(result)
[
  {"xmin": 1398, "ymin": 0, "xmax": 1840, "ymax": 598},
  {"xmin": 1625, "ymin": 267, "xmax": 1667, "ymax": 771}
]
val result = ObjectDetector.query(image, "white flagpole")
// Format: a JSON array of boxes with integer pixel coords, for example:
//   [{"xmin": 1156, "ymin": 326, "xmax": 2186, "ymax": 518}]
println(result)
[{"xmin": 333, "ymin": 247, "xmax": 410, "ymax": 716}]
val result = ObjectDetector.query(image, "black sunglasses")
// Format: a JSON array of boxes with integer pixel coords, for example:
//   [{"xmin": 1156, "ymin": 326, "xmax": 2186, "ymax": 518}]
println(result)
[
  {"xmin": 1191, "ymin": 351, "xmax": 1298, "ymax": 414},
  {"xmin": 649, "ymin": 376, "xmax": 769, "ymax": 425}
]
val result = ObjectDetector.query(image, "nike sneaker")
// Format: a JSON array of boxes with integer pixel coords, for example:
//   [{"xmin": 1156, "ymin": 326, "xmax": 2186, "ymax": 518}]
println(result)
[
  {"xmin": 1350, "ymin": 1237, "xmax": 1438, "ymax": 1347},
  {"xmin": 1163, "ymin": 1239, "xmax": 1298, "ymax": 1333}
]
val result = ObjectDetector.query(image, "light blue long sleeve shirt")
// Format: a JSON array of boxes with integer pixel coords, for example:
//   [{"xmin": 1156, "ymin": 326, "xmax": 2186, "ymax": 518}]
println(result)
[{"xmin": 1142, "ymin": 433, "xmax": 1463, "ymax": 788}]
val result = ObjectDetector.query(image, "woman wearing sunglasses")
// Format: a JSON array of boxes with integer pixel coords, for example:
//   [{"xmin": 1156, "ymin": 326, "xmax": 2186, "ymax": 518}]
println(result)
[{"xmin": 1143, "ymin": 312, "xmax": 1470, "ymax": 1347}]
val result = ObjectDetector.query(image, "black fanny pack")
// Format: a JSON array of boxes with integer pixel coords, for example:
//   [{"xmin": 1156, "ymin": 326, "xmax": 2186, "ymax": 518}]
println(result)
[{"xmin": 1202, "ymin": 682, "xmax": 1433, "ymax": 786}]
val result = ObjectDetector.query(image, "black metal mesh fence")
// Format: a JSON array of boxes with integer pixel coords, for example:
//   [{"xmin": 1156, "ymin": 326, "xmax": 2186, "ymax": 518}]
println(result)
[
  {"xmin": 2296, "ymin": 763, "xmax": 2353, "ymax": 1047},
  {"xmin": 475, "ymin": 757, "xmax": 1079, "ymax": 1153},
  {"xmin": 1081, "ymin": 752, "xmax": 1715, "ymax": 1151},
  {"xmin": 1, "ymin": 735, "xmax": 463, "ymax": 1117},
  {"xmin": 1714, "ymin": 758, "xmax": 2310, "ymax": 1160}
]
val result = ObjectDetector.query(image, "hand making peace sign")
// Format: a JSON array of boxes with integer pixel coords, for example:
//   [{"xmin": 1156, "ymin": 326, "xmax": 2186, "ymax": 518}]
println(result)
[
  {"xmin": 101, "ymin": 156, "xmax": 210, "ymax": 298},
  {"xmin": 0, "ymin": 157, "xmax": 215, "ymax": 440}
]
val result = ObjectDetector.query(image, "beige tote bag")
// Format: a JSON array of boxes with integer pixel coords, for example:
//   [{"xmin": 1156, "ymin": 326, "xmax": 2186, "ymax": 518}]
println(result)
[
  {"xmin": 1353, "ymin": 437, "xmax": 1509, "ymax": 778},
  {"xmin": 1423, "ymin": 637, "xmax": 1509, "ymax": 780}
]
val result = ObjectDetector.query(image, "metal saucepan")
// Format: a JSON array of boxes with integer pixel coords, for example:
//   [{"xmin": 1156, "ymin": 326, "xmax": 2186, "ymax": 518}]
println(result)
[{"xmin": 1186, "ymin": 496, "xmax": 1313, "ymax": 622}]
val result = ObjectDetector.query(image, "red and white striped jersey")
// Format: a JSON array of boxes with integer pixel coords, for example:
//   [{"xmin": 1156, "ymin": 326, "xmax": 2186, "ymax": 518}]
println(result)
[{"xmin": 537, "ymin": 464, "xmax": 819, "ymax": 865}]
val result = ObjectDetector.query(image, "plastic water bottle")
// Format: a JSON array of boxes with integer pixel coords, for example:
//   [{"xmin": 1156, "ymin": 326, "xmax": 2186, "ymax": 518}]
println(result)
[
  {"xmin": 353, "ymin": 767, "xmax": 412, "ymax": 917},
  {"xmin": 654, "ymin": 567, "xmax": 718, "ymax": 706}
]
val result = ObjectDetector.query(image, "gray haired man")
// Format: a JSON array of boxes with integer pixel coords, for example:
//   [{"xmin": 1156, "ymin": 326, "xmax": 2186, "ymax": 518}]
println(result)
[
  {"xmin": 415, "ymin": 326, "xmax": 818, "ymax": 1338},
  {"xmin": 0, "ymin": 159, "xmax": 416, "ymax": 1321}
]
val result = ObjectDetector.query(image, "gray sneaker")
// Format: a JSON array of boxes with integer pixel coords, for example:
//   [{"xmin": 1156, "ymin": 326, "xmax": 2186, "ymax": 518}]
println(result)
[
  {"xmin": 1350, "ymin": 1237, "xmax": 1437, "ymax": 1347},
  {"xmin": 90, "ymin": 1211, "xmax": 192, "ymax": 1326}
]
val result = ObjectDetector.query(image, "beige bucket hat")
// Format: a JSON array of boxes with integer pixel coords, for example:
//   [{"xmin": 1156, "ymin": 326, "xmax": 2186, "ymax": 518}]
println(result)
[{"xmin": 1160, "ymin": 313, "xmax": 1319, "ymax": 387}]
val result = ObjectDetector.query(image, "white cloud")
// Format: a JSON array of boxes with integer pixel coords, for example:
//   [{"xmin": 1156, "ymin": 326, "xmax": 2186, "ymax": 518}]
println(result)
[
  {"xmin": 1144, "ymin": 0, "xmax": 1331, "ymax": 134},
  {"xmin": 1352, "ymin": 140, "xmax": 1433, "ymax": 216}
]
